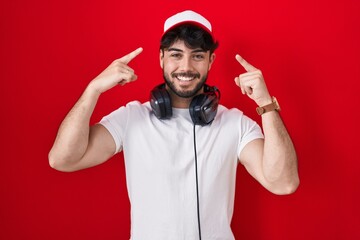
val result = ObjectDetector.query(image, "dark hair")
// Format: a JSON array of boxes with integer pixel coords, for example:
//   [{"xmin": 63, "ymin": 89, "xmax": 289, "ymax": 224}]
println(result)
[{"xmin": 160, "ymin": 24, "xmax": 219, "ymax": 54}]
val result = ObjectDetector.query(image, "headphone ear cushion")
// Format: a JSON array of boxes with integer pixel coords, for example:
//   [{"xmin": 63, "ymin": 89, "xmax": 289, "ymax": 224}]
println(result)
[
  {"xmin": 150, "ymin": 84, "xmax": 172, "ymax": 119},
  {"xmin": 189, "ymin": 92, "xmax": 219, "ymax": 126}
]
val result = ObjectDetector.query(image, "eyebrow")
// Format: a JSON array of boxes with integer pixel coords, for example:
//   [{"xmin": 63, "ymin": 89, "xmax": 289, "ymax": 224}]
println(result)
[{"xmin": 167, "ymin": 47, "xmax": 206, "ymax": 53}]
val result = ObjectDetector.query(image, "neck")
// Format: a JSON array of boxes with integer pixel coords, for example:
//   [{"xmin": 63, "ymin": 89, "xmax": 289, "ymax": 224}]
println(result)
[
  {"xmin": 170, "ymin": 93, "xmax": 193, "ymax": 108},
  {"xmin": 167, "ymin": 87, "xmax": 204, "ymax": 109}
]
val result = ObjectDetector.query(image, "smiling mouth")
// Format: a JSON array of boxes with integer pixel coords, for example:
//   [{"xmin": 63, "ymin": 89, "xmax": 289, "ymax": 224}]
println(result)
[
  {"xmin": 176, "ymin": 75, "xmax": 196, "ymax": 81},
  {"xmin": 172, "ymin": 72, "xmax": 200, "ymax": 82}
]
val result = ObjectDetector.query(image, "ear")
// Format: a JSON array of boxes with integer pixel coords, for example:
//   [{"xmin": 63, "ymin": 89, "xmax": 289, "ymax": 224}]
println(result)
[
  {"xmin": 159, "ymin": 49, "xmax": 164, "ymax": 69},
  {"xmin": 208, "ymin": 53, "xmax": 216, "ymax": 71}
]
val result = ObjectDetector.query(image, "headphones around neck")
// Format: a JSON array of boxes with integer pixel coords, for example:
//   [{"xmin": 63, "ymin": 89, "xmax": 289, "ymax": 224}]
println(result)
[{"xmin": 150, "ymin": 83, "xmax": 220, "ymax": 126}]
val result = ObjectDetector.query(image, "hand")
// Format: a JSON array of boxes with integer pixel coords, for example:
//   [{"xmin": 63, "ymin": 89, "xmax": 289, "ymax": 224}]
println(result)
[
  {"xmin": 89, "ymin": 47, "xmax": 143, "ymax": 94},
  {"xmin": 234, "ymin": 54, "xmax": 272, "ymax": 106}
]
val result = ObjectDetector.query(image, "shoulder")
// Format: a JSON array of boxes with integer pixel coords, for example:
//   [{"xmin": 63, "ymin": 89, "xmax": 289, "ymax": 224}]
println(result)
[
  {"xmin": 216, "ymin": 104, "xmax": 245, "ymax": 121},
  {"xmin": 100, "ymin": 101, "xmax": 151, "ymax": 125},
  {"xmin": 215, "ymin": 104, "xmax": 261, "ymax": 131},
  {"xmin": 125, "ymin": 101, "xmax": 151, "ymax": 112},
  {"xmin": 120, "ymin": 100, "xmax": 150, "ymax": 109},
  {"xmin": 109, "ymin": 101, "xmax": 151, "ymax": 115}
]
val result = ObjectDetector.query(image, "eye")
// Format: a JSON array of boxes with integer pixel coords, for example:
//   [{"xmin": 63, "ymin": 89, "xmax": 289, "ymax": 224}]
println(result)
[
  {"xmin": 193, "ymin": 54, "xmax": 205, "ymax": 61},
  {"xmin": 170, "ymin": 53, "xmax": 182, "ymax": 59}
]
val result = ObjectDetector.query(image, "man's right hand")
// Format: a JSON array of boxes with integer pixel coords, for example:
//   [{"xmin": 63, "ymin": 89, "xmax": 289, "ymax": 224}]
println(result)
[{"xmin": 89, "ymin": 47, "xmax": 143, "ymax": 94}]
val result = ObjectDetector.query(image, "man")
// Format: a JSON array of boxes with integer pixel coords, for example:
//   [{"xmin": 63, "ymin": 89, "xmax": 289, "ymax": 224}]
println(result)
[{"xmin": 49, "ymin": 10, "xmax": 299, "ymax": 240}]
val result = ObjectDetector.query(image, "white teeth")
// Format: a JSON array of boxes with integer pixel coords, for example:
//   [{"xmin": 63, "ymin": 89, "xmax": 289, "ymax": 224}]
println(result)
[{"xmin": 176, "ymin": 76, "xmax": 194, "ymax": 81}]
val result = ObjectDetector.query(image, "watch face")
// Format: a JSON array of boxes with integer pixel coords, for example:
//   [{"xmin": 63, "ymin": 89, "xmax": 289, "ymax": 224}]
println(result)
[{"xmin": 256, "ymin": 107, "xmax": 265, "ymax": 115}]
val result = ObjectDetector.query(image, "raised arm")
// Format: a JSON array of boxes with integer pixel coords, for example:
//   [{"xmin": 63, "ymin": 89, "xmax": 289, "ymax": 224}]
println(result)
[
  {"xmin": 48, "ymin": 47, "xmax": 143, "ymax": 172},
  {"xmin": 234, "ymin": 54, "xmax": 299, "ymax": 195}
]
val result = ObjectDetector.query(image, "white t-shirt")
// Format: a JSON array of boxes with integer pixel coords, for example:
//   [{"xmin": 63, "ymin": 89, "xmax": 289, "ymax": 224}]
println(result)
[{"xmin": 100, "ymin": 101, "xmax": 264, "ymax": 240}]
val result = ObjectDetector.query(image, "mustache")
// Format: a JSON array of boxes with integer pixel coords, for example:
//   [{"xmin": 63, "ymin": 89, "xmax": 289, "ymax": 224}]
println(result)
[{"xmin": 171, "ymin": 72, "xmax": 200, "ymax": 79}]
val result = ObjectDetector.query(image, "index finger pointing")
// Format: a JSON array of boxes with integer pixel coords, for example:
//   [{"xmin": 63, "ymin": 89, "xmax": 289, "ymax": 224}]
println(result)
[
  {"xmin": 235, "ymin": 54, "xmax": 257, "ymax": 72},
  {"xmin": 119, "ymin": 47, "xmax": 143, "ymax": 64}
]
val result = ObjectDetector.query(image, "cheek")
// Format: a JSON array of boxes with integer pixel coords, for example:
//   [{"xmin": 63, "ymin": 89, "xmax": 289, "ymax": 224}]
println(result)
[
  {"xmin": 197, "ymin": 63, "xmax": 210, "ymax": 74},
  {"xmin": 163, "ymin": 61, "xmax": 177, "ymax": 73}
]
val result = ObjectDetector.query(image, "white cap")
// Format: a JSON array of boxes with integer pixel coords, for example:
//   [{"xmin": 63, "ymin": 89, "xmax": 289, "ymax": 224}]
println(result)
[{"xmin": 163, "ymin": 10, "xmax": 215, "ymax": 41}]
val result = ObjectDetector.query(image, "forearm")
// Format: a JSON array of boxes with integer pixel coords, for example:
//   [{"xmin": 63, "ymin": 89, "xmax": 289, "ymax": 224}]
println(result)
[
  {"xmin": 49, "ymin": 84, "xmax": 100, "ymax": 169},
  {"xmin": 261, "ymin": 111, "xmax": 299, "ymax": 194}
]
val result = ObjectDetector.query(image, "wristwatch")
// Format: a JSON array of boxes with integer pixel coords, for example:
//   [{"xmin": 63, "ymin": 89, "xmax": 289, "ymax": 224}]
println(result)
[{"xmin": 256, "ymin": 96, "xmax": 281, "ymax": 115}]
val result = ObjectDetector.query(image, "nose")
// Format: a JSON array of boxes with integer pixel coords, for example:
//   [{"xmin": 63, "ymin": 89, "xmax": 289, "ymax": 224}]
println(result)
[{"xmin": 179, "ymin": 56, "xmax": 194, "ymax": 71}]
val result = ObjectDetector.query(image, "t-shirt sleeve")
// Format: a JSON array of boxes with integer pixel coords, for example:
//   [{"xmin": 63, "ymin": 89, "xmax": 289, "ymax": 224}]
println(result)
[
  {"xmin": 237, "ymin": 114, "xmax": 264, "ymax": 157},
  {"xmin": 99, "ymin": 106, "xmax": 129, "ymax": 154}
]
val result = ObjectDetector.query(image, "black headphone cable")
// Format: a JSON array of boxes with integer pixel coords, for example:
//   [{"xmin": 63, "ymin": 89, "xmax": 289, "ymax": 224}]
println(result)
[{"xmin": 193, "ymin": 124, "xmax": 202, "ymax": 240}]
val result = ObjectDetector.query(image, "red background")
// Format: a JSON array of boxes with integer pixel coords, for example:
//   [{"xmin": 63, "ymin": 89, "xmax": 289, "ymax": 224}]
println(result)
[{"xmin": 1, "ymin": 0, "xmax": 359, "ymax": 239}]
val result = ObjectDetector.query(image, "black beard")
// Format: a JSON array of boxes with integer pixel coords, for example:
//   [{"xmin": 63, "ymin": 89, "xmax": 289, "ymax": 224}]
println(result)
[{"xmin": 163, "ymin": 71, "xmax": 207, "ymax": 98}]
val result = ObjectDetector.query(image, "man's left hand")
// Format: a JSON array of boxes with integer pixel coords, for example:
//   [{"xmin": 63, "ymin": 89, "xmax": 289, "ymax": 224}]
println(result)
[{"xmin": 234, "ymin": 54, "xmax": 272, "ymax": 107}]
